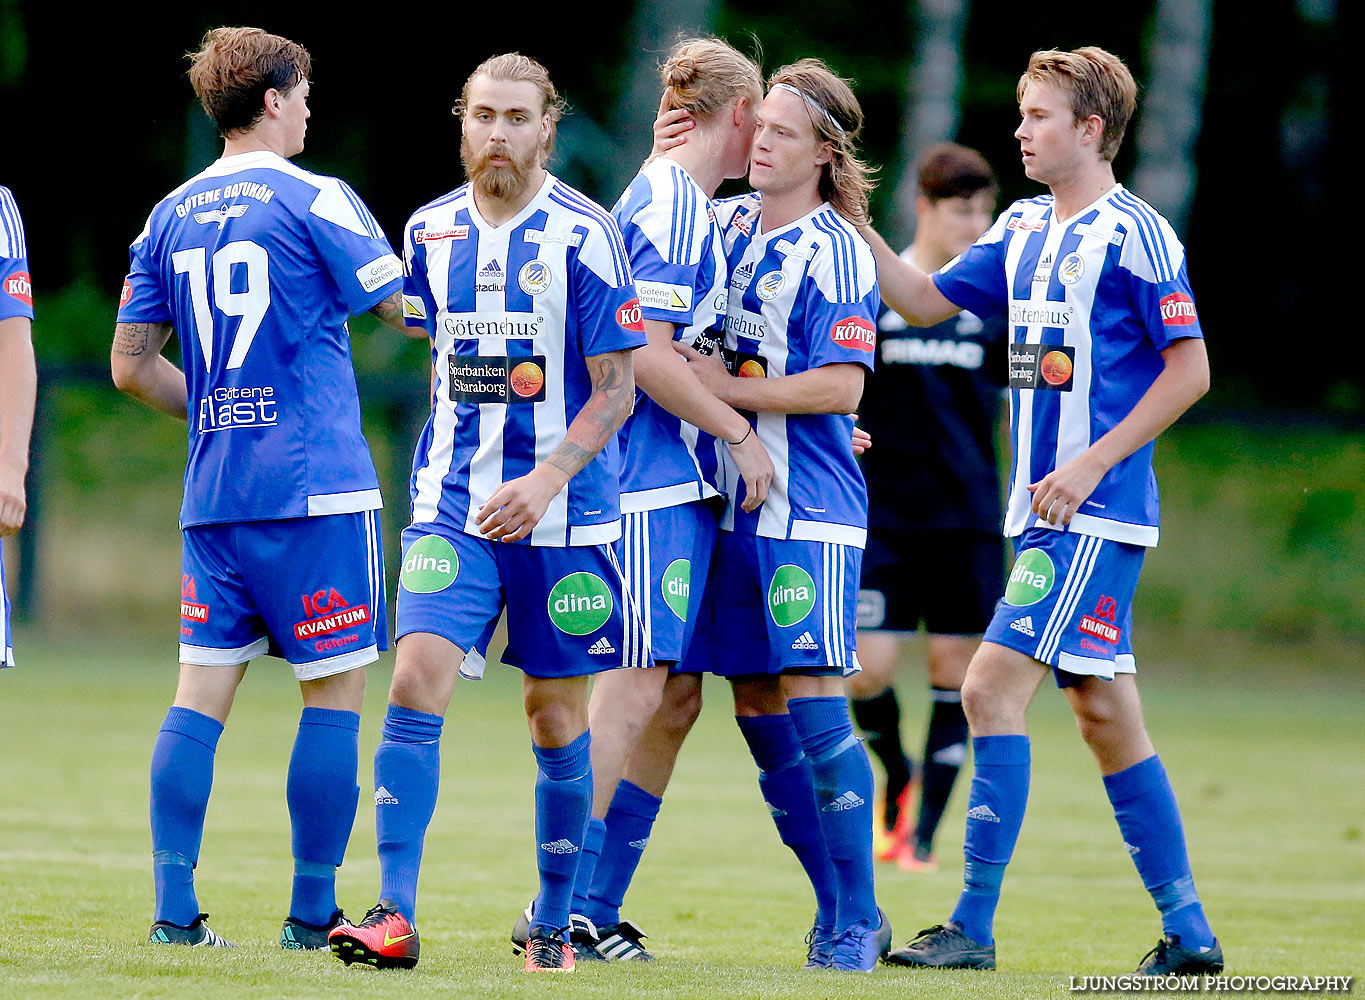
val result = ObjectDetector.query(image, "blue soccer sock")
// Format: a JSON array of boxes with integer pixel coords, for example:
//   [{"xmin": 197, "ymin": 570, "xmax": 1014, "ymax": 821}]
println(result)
[
  {"xmin": 736, "ymin": 713, "xmax": 839, "ymax": 931},
  {"xmin": 531, "ymin": 731, "xmax": 593, "ymax": 934},
  {"xmin": 286, "ymin": 707, "xmax": 360, "ymax": 926},
  {"xmin": 949, "ymin": 734, "xmax": 1031, "ymax": 945},
  {"xmin": 585, "ymin": 779, "xmax": 662, "ymax": 927},
  {"xmin": 570, "ymin": 816, "xmax": 606, "ymax": 917},
  {"xmin": 150, "ymin": 706, "xmax": 223, "ymax": 926},
  {"xmin": 1104, "ymin": 755, "xmax": 1216, "ymax": 950},
  {"xmin": 787, "ymin": 697, "xmax": 878, "ymax": 931},
  {"xmin": 374, "ymin": 704, "xmax": 444, "ymax": 921}
]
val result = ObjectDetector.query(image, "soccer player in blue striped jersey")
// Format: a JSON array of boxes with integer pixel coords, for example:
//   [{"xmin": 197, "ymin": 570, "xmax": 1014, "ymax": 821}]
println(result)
[
  {"xmin": 329, "ymin": 54, "xmax": 645, "ymax": 975},
  {"xmin": 1, "ymin": 185, "xmax": 36, "ymax": 671},
  {"xmin": 869, "ymin": 48, "xmax": 1221, "ymax": 976},
  {"xmin": 113, "ymin": 28, "xmax": 407, "ymax": 951},
  {"xmin": 540, "ymin": 38, "xmax": 775, "ymax": 963},
  {"xmin": 672, "ymin": 59, "xmax": 890, "ymax": 971}
]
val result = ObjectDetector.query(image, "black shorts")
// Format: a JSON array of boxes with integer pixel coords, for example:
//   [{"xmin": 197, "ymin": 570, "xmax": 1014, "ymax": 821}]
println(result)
[{"xmin": 856, "ymin": 529, "xmax": 1006, "ymax": 636}]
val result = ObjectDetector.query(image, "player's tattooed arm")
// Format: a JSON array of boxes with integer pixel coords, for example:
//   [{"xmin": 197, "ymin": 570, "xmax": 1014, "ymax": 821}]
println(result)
[
  {"xmin": 368, "ymin": 291, "xmax": 409, "ymax": 333},
  {"xmin": 547, "ymin": 349, "xmax": 635, "ymax": 479},
  {"xmin": 110, "ymin": 321, "xmax": 189, "ymax": 420},
  {"xmin": 474, "ymin": 349, "xmax": 637, "ymax": 543}
]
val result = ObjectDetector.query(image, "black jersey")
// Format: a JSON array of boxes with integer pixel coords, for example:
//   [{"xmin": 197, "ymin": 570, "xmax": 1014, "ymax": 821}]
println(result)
[{"xmin": 858, "ymin": 280, "xmax": 1008, "ymax": 535}]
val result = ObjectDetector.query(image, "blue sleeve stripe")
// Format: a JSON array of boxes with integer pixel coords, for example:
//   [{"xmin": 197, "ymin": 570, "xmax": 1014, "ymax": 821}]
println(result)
[
  {"xmin": 668, "ymin": 169, "xmax": 682, "ymax": 263},
  {"xmin": 550, "ymin": 183, "xmax": 629, "ymax": 276},
  {"xmin": 340, "ymin": 181, "xmax": 384, "ymax": 241},
  {"xmin": 1113, "ymin": 191, "xmax": 1174, "ymax": 282},
  {"xmin": 0, "ymin": 187, "xmax": 25, "ymax": 258},
  {"xmin": 549, "ymin": 184, "xmax": 629, "ymax": 284},
  {"xmin": 809, "ymin": 215, "xmax": 843, "ymax": 301},
  {"xmin": 812, "ymin": 212, "xmax": 855, "ymax": 303}
]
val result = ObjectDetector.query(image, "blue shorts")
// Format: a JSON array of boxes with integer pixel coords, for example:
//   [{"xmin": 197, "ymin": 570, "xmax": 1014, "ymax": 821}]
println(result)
[
  {"xmin": 2, "ymin": 553, "xmax": 13, "ymax": 669},
  {"xmin": 615, "ymin": 502, "xmax": 718, "ymax": 665},
  {"xmin": 179, "ymin": 511, "xmax": 387, "ymax": 679},
  {"xmin": 983, "ymin": 528, "xmax": 1143, "ymax": 684},
  {"xmin": 696, "ymin": 531, "xmax": 862, "ymax": 677},
  {"xmin": 395, "ymin": 521, "xmax": 649, "ymax": 679}
]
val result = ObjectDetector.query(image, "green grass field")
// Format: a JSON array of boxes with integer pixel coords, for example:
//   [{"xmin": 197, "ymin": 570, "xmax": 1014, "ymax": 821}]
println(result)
[{"xmin": 0, "ymin": 634, "xmax": 1360, "ymax": 999}]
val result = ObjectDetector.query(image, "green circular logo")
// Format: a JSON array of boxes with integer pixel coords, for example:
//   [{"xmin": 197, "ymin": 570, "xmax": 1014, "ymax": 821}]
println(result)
[
  {"xmin": 661, "ymin": 558, "xmax": 691, "ymax": 621},
  {"xmin": 400, "ymin": 535, "xmax": 459, "ymax": 593},
  {"xmin": 547, "ymin": 572, "xmax": 613, "ymax": 635},
  {"xmin": 768, "ymin": 564, "xmax": 816, "ymax": 628},
  {"xmin": 1004, "ymin": 548, "xmax": 1055, "ymax": 606}
]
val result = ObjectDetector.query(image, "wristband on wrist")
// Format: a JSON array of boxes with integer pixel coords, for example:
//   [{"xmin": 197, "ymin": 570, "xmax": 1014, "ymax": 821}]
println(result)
[{"xmin": 728, "ymin": 425, "xmax": 753, "ymax": 447}]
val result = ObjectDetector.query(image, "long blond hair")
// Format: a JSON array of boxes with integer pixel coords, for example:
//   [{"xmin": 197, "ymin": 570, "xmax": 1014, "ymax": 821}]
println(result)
[
  {"xmin": 453, "ymin": 53, "xmax": 568, "ymax": 160},
  {"xmin": 768, "ymin": 58, "xmax": 876, "ymax": 226},
  {"xmin": 660, "ymin": 37, "xmax": 762, "ymax": 121}
]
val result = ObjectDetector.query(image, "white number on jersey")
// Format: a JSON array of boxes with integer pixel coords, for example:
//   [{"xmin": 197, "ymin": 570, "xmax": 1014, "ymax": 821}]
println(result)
[{"xmin": 171, "ymin": 241, "xmax": 272, "ymax": 371}]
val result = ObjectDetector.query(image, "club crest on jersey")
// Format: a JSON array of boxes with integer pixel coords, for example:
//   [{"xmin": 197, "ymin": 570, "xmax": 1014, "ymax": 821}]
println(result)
[
  {"xmin": 1058, "ymin": 253, "xmax": 1085, "ymax": 285},
  {"xmin": 416, "ymin": 225, "xmax": 469, "ymax": 243},
  {"xmin": 518, "ymin": 260, "xmax": 552, "ymax": 295},
  {"xmin": 192, "ymin": 204, "xmax": 248, "ymax": 230},
  {"xmin": 831, "ymin": 316, "xmax": 876, "ymax": 352},
  {"xmin": 755, "ymin": 271, "xmax": 786, "ymax": 301},
  {"xmin": 5, "ymin": 272, "xmax": 32, "ymax": 307},
  {"xmin": 1159, "ymin": 292, "xmax": 1197, "ymax": 326},
  {"xmin": 616, "ymin": 297, "xmax": 645, "ymax": 332}
]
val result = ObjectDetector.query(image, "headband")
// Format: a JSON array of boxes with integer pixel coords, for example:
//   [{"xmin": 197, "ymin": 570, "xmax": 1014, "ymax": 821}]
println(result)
[{"xmin": 772, "ymin": 82, "xmax": 846, "ymax": 138}]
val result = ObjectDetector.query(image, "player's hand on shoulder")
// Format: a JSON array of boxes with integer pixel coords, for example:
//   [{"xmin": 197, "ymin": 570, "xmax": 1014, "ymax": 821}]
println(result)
[
  {"xmin": 475, "ymin": 467, "xmax": 570, "ymax": 543},
  {"xmin": 672, "ymin": 341, "xmax": 732, "ymax": 403},
  {"xmin": 1028, "ymin": 451, "xmax": 1107, "ymax": 526},
  {"xmin": 728, "ymin": 430, "xmax": 773, "ymax": 512},
  {"xmin": 650, "ymin": 93, "xmax": 694, "ymax": 160}
]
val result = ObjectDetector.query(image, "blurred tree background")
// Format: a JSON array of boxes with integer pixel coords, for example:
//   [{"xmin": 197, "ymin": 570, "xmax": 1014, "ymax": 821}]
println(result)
[{"xmin": 0, "ymin": 0, "xmax": 1357, "ymax": 648}]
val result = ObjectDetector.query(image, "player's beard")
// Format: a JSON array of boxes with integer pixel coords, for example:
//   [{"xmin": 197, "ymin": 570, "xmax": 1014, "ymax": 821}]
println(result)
[{"xmin": 461, "ymin": 135, "xmax": 538, "ymax": 201}]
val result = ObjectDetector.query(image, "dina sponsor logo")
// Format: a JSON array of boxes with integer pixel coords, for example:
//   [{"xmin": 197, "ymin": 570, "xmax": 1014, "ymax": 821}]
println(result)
[
  {"xmin": 767, "ymin": 564, "xmax": 816, "ymax": 628},
  {"xmin": 662, "ymin": 558, "xmax": 691, "ymax": 621},
  {"xmin": 401, "ymin": 535, "xmax": 459, "ymax": 593},
  {"xmin": 547, "ymin": 572, "xmax": 614, "ymax": 636},
  {"xmin": 1004, "ymin": 548, "xmax": 1055, "ymax": 606}
]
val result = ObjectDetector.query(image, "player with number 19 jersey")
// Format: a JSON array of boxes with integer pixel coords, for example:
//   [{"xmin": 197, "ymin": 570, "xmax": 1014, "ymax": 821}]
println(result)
[
  {"xmin": 118, "ymin": 151, "xmax": 402, "ymax": 527},
  {"xmin": 117, "ymin": 151, "xmax": 401, "ymax": 673}
]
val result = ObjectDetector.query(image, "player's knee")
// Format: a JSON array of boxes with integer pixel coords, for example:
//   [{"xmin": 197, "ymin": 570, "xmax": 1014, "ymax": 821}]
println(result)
[
  {"xmin": 658, "ymin": 677, "xmax": 703, "ymax": 735},
  {"xmin": 1070, "ymin": 696, "xmax": 1124, "ymax": 748},
  {"xmin": 526, "ymin": 699, "xmax": 588, "ymax": 748}
]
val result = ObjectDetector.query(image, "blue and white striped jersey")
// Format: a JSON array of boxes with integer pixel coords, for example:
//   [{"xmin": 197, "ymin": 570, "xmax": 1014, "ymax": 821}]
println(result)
[
  {"xmin": 0, "ymin": 186, "xmax": 32, "ymax": 322},
  {"xmin": 118, "ymin": 151, "xmax": 401, "ymax": 528},
  {"xmin": 611, "ymin": 158, "xmax": 728, "ymax": 513},
  {"xmin": 714, "ymin": 194, "xmax": 879, "ymax": 547},
  {"xmin": 402, "ymin": 173, "xmax": 646, "ymax": 547},
  {"xmin": 933, "ymin": 184, "xmax": 1203, "ymax": 547}
]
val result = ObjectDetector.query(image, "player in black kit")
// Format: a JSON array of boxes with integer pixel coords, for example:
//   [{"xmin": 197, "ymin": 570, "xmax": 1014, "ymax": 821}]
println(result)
[{"xmin": 849, "ymin": 144, "xmax": 1007, "ymax": 870}]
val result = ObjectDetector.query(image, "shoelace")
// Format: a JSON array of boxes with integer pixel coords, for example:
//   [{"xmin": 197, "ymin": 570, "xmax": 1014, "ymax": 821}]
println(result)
[
  {"xmin": 528, "ymin": 936, "xmax": 566, "ymax": 967},
  {"xmin": 1138, "ymin": 939, "xmax": 1168, "ymax": 967},
  {"xmin": 358, "ymin": 903, "xmax": 400, "ymax": 928}
]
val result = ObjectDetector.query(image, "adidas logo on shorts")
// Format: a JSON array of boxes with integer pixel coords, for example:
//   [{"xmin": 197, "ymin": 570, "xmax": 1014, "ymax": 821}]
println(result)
[
  {"xmin": 966, "ymin": 804, "xmax": 1001, "ymax": 822},
  {"xmin": 374, "ymin": 785, "xmax": 399, "ymax": 806},
  {"xmin": 822, "ymin": 791, "xmax": 865, "ymax": 812},
  {"xmin": 588, "ymin": 637, "xmax": 616, "ymax": 654},
  {"xmin": 628, "ymin": 837, "xmax": 650, "ymax": 850},
  {"xmin": 540, "ymin": 839, "xmax": 579, "ymax": 854},
  {"xmin": 1125, "ymin": 842, "xmax": 1141, "ymax": 856},
  {"xmin": 790, "ymin": 631, "xmax": 818, "ymax": 651},
  {"xmin": 1009, "ymin": 616, "xmax": 1036, "ymax": 637},
  {"xmin": 767, "ymin": 803, "xmax": 788, "ymax": 819}
]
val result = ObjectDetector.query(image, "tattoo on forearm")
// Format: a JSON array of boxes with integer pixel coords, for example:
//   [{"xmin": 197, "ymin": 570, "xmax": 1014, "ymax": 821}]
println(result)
[
  {"xmin": 543, "ymin": 351, "xmax": 635, "ymax": 480},
  {"xmin": 112, "ymin": 323, "xmax": 152, "ymax": 357},
  {"xmin": 370, "ymin": 291, "xmax": 405, "ymax": 331}
]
